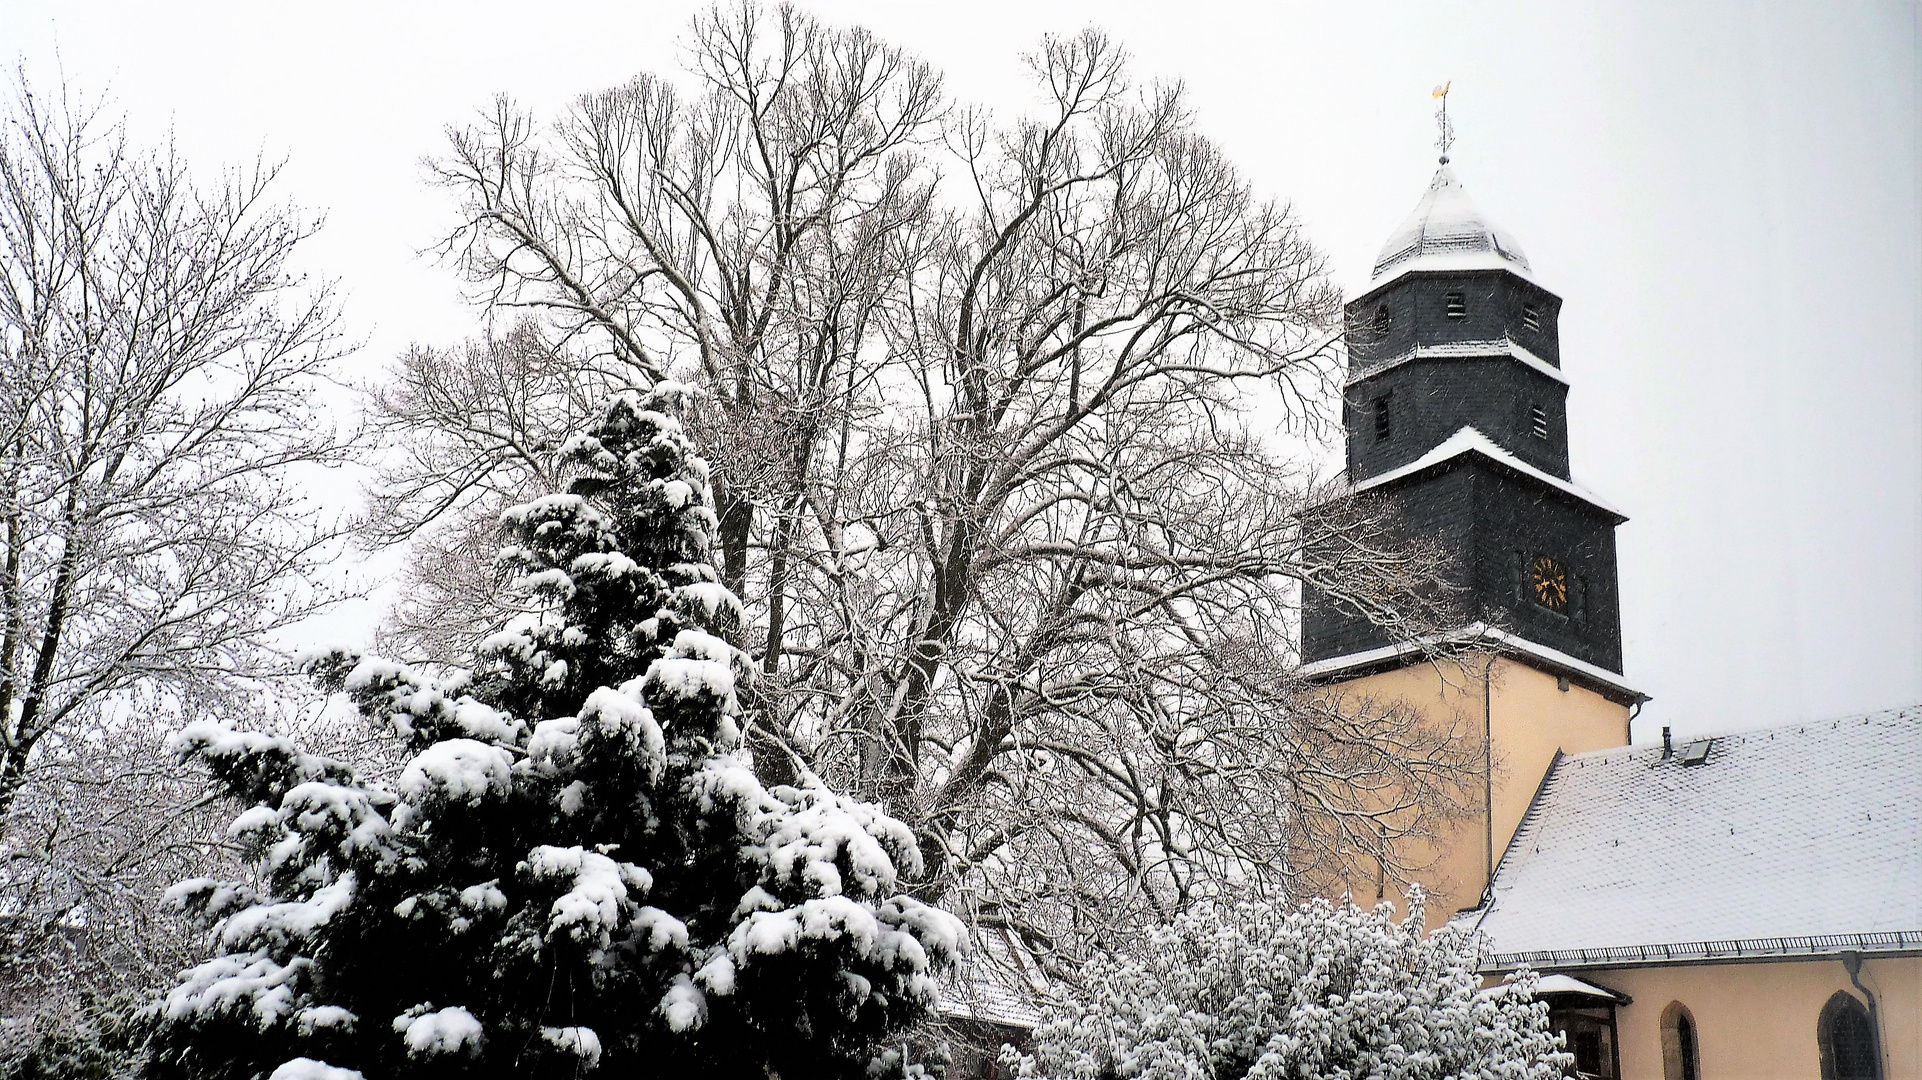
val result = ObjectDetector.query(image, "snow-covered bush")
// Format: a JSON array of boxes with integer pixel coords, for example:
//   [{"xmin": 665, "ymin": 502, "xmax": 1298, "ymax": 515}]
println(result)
[
  {"xmin": 146, "ymin": 389, "xmax": 964, "ymax": 1080},
  {"xmin": 1009, "ymin": 894, "xmax": 1568, "ymax": 1080}
]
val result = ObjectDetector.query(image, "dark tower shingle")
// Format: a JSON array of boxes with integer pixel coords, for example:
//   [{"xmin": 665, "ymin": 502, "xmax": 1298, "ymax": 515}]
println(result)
[{"xmin": 1302, "ymin": 165, "xmax": 1628, "ymax": 679}]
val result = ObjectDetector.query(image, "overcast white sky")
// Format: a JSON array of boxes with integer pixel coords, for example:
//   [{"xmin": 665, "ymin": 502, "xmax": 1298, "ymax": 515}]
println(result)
[{"xmin": 6, "ymin": 0, "xmax": 1918, "ymax": 742}]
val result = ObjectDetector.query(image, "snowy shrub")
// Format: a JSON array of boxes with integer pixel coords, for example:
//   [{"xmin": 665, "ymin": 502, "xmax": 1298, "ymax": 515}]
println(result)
[
  {"xmin": 1009, "ymin": 894, "xmax": 1569, "ymax": 1080},
  {"xmin": 2, "ymin": 988, "xmax": 153, "ymax": 1080},
  {"xmin": 146, "ymin": 390, "xmax": 964, "ymax": 1080}
]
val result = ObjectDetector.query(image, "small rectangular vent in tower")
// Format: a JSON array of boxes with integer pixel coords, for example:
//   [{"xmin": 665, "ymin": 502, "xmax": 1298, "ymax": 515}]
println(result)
[
  {"xmin": 1445, "ymin": 292, "xmax": 1466, "ymax": 320},
  {"xmin": 1530, "ymin": 406, "xmax": 1550, "ymax": 439},
  {"xmin": 1373, "ymin": 393, "xmax": 1393, "ymax": 441},
  {"xmin": 1523, "ymin": 303, "xmax": 1541, "ymax": 331}
]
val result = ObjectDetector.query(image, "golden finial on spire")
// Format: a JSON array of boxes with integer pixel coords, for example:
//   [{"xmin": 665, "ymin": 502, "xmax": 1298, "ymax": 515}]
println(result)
[{"xmin": 1432, "ymin": 81, "xmax": 1454, "ymax": 164}]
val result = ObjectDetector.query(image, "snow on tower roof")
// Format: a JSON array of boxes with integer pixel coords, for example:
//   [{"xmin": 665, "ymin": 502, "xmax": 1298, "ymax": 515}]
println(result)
[
  {"xmin": 1297, "ymin": 621, "xmax": 1644, "ymax": 704},
  {"xmin": 1352, "ymin": 426, "xmax": 1626, "ymax": 520},
  {"xmin": 1462, "ymin": 706, "xmax": 1922, "ymax": 969},
  {"xmin": 1371, "ymin": 164, "xmax": 1534, "ymax": 287}
]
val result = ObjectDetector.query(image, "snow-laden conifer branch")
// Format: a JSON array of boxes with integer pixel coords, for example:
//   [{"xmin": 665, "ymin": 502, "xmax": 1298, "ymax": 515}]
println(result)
[{"xmin": 149, "ymin": 387, "xmax": 962, "ymax": 1080}]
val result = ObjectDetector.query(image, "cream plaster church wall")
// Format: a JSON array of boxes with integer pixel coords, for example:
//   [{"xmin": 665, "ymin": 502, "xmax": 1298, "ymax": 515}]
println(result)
[
  {"xmin": 1323, "ymin": 656, "xmax": 1631, "ymax": 932},
  {"xmin": 1597, "ymin": 956, "xmax": 1919, "ymax": 1080}
]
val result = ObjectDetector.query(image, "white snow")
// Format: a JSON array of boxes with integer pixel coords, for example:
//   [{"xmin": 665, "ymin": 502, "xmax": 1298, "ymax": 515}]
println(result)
[
  {"xmin": 1351, "ymin": 425, "xmax": 1626, "ymax": 519},
  {"xmin": 277, "ymin": 782, "xmax": 394, "ymax": 857},
  {"xmin": 1465, "ymin": 706, "xmax": 1922, "ymax": 964},
  {"xmin": 399, "ymin": 740, "xmax": 515, "ymax": 807},
  {"xmin": 1345, "ymin": 336, "xmax": 1570, "ymax": 388},
  {"xmin": 164, "ymin": 878, "xmax": 259, "ymax": 918},
  {"xmin": 524, "ymin": 716, "xmax": 583, "ymax": 775},
  {"xmin": 632, "ymin": 905, "xmax": 690, "ymax": 952},
  {"xmin": 694, "ymin": 949, "xmax": 738, "ymax": 995},
  {"xmin": 525, "ymin": 568, "xmax": 577, "ymax": 598},
  {"xmin": 268, "ymin": 1059, "xmax": 364, "ymax": 1080},
  {"xmin": 500, "ymin": 493, "xmax": 607, "ymax": 532},
  {"xmin": 169, "ymin": 723, "xmax": 345, "ymax": 788},
  {"xmin": 541, "ymin": 1026, "xmax": 604, "ymax": 1069},
  {"xmin": 164, "ymin": 951, "xmax": 311, "ymax": 1027},
  {"xmin": 1369, "ymin": 163, "xmax": 1535, "ymax": 287},
  {"xmin": 571, "ymin": 551, "xmax": 641, "ymax": 580},
  {"xmin": 520, "ymin": 845, "xmax": 650, "ymax": 949},
  {"xmin": 578, "ymin": 687, "xmax": 666, "ymax": 766},
  {"xmin": 293, "ymin": 1006, "xmax": 357, "ymax": 1035},
  {"xmin": 677, "ymin": 581, "xmax": 742, "ymax": 624},
  {"xmin": 756, "ymin": 785, "xmax": 912, "ymax": 897},
  {"xmin": 449, "ymin": 700, "xmax": 520, "ymax": 743},
  {"xmin": 217, "ymin": 876, "xmax": 357, "ymax": 952},
  {"xmin": 329, "ymin": 656, "xmax": 525, "ymax": 744},
  {"xmin": 458, "ymin": 880, "xmax": 507, "ymax": 912},
  {"xmin": 646, "ymin": 657, "xmax": 736, "ymax": 703},
  {"xmin": 669, "ymin": 628, "xmax": 737, "ymax": 664},
  {"xmin": 1297, "ymin": 621, "xmax": 1647, "ymax": 703},
  {"xmin": 227, "ymin": 805, "xmax": 280, "ymax": 838},
  {"xmin": 1531, "ymin": 974, "xmax": 1628, "ymax": 1001},
  {"xmin": 1013, "ymin": 898, "xmax": 1567, "ymax": 1080},
  {"xmin": 690, "ymin": 758, "xmax": 768, "ymax": 816},
  {"xmin": 394, "ymin": 1006, "xmax": 484, "ymax": 1057},
  {"xmin": 660, "ymin": 974, "xmax": 707, "ymax": 1032}
]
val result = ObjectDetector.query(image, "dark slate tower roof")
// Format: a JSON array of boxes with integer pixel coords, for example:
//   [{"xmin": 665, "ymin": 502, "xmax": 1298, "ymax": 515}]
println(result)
[{"xmin": 1300, "ymin": 163, "xmax": 1641, "ymax": 703}]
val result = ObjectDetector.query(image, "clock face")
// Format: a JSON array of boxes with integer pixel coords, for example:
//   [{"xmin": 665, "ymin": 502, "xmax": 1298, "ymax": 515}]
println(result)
[{"xmin": 1531, "ymin": 555, "xmax": 1569, "ymax": 612}]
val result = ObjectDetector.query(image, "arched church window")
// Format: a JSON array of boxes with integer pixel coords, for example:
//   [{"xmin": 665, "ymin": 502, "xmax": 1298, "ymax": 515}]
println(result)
[
  {"xmin": 1819, "ymin": 992, "xmax": 1881, "ymax": 1080},
  {"xmin": 1660, "ymin": 1002, "xmax": 1701, "ymax": 1080}
]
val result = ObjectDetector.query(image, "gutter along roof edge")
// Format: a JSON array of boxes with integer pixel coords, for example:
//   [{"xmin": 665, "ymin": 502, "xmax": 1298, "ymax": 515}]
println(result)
[{"xmin": 1482, "ymin": 929, "xmax": 1922, "ymax": 972}]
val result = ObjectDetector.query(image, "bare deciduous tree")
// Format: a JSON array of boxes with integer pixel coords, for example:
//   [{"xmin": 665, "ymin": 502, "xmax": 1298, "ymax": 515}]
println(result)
[
  {"xmin": 385, "ymin": 5, "xmax": 1466, "ymax": 975},
  {"xmin": 0, "ymin": 707, "xmax": 225, "ymax": 1011},
  {"xmin": 0, "ymin": 74, "xmax": 354, "ymax": 997}
]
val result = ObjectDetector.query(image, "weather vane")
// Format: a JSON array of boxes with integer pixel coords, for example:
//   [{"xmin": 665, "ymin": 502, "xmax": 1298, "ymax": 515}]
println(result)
[{"xmin": 1432, "ymin": 81, "xmax": 1454, "ymax": 164}]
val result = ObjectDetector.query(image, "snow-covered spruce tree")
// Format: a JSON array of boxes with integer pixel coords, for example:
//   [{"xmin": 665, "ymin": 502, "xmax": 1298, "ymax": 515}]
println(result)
[
  {"xmin": 1010, "ymin": 894, "xmax": 1569, "ymax": 1080},
  {"xmin": 147, "ymin": 388, "xmax": 964, "ymax": 1080}
]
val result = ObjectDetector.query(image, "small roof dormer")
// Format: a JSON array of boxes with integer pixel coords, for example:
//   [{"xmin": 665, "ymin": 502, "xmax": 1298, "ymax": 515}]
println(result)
[{"xmin": 1371, "ymin": 163, "xmax": 1532, "ymax": 286}]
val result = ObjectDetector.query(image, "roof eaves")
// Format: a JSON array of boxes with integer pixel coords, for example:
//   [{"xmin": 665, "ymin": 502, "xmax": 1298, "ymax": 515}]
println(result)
[
  {"xmin": 1351, "ymin": 426, "xmax": 1627, "ymax": 521},
  {"xmin": 1360, "ymin": 252, "xmax": 1545, "ymax": 296},
  {"xmin": 1484, "ymin": 930, "xmax": 1922, "ymax": 973},
  {"xmin": 1532, "ymin": 974, "xmax": 1633, "ymax": 1005},
  {"xmin": 1297, "ymin": 622, "xmax": 1648, "ymax": 705},
  {"xmin": 1344, "ymin": 337, "xmax": 1570, "ymax": 389}
]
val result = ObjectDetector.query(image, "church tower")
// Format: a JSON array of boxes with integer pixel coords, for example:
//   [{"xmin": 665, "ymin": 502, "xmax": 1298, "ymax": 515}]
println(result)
[{"xmin": 1302, "ymin": 157, "xmax": 1647, "ymax": 927}]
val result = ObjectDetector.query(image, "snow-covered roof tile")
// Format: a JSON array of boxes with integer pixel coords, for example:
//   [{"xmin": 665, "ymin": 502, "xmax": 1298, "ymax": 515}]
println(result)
[
  {"xmin": 1533, "ymin": 974, "xmax": 1632, "ymax": 1003},
  {"xmin": 938, "ymin": 932, "xmax": 1046, "ymax": 1030},
  {"xmin": 1466, "ymin": 706, "xmax": 1922, "ymax": 967},
  {"xmin": 1353, "ymin": 427, "xmax": 1625, "ymax": 520}
]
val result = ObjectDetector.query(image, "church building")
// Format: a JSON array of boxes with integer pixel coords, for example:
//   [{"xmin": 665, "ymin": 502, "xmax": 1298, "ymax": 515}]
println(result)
[{"xmin": 1303, "ymin": 158, "xmax": 1920, "ymax": 1080}]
